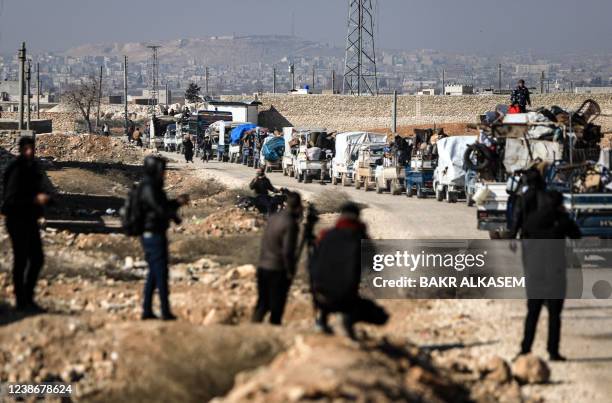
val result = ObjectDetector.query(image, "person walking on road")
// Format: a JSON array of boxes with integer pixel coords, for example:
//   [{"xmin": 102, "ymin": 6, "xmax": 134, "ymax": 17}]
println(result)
[
  {"xmin": 138, "ymin": 156, "xmax": 189, "ymax": 321},
  {"xmin": 511, "ymin": 79, "xmax": 532, "ymax": 113},
  {"xmin": 309, "ymin": 202, "xmax": 389, "ymax": 339},
  {"xmin": 252, "ymin": 192, "xmax": 303, "ymax": 325},
  {"xmin": 183, "ymin": 136, "xmax": 194, "ymax": 163},
  {"xmin": 1, "ymin": 137, "xmax": 50, "ymax": 312},
  {"xmin": 202, "ymin": 137, "xmax": 212, "ymax": 163},
  {"xmin": 518, "ymin": 190, "xmax": 581, "ymax": 361}
]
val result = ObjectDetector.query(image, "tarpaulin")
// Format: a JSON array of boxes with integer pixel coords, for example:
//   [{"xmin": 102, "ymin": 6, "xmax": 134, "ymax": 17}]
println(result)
[
  {"xmin": 434, "ymin": 136, "xmax": 477, "ymax": 186},
  {"xmin": 230, "ymin": 123, "xmax": 256, "ymax": 145},
  {"xmin": 504, "ymin": 138, "xmax": 563, "ymax": 174},
  {"xmin": 261, "ymin": 136, "xmax": 285, "ymax": 162}
]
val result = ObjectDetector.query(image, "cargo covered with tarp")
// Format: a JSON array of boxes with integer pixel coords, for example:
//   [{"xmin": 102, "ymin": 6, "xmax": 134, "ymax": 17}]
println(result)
[
  {"xmin": 261, "ymin": 136, "xmax": 285, "ymax": 162},
  {"xmin": 230, "ymin": 123, "xmax": 257, "ymax": 145},
  {"xmin": 434, "ymin": 136, "xmax": 477, "ymax": 185}
]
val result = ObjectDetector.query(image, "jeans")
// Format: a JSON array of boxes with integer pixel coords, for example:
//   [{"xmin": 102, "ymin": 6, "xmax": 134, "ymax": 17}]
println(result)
[
  {"xmin": 252, "ymin": 268, "xmax": 291, "ymax": 325},
  {"xmin": 7, "ymin": 217, "xmax": 44, "ymax": 308},
  {"xmin": 141, "ymin": 233, "xmax": 171, "ymax": 316},
  {"xmin": 521, "ymin": 299, "xmax": 564, "ymax": 355}
]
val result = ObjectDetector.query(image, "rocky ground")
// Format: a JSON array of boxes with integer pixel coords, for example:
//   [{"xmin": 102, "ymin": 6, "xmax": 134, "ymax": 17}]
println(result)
[{"xmin": 0, "ymin": 133, "xmax": 602, "ymax": 402}]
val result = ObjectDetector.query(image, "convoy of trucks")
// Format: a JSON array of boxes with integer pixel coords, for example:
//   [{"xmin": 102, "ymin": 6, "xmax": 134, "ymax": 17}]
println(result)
[{"xmin": 146, "ymin": 97, "xmax": 611, "ymax": 240}]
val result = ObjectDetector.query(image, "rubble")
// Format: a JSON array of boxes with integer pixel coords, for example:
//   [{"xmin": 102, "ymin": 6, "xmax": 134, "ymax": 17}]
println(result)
[{"xmin": 512, "ymin": 355, "xmax": 551, "ymax": 385}]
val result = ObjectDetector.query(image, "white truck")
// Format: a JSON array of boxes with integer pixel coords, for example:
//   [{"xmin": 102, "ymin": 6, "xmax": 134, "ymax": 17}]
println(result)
[
  {"xmin": 331, "ymin": 132, "xmax": 387, "ymax": 186},
  {"xmin": 433, "ymin": 135, "xmax": 477, "ymax": 203},
  {"xmin": 293, "ymin": 129, "xmax": 332, "ymax": 183}
]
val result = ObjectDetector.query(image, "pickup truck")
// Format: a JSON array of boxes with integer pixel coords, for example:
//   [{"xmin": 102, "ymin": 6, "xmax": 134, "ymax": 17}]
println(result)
[
  {"xmin": 474, "ymin": 181, "xmax": 510, "ymax": 238},
  {"xmin": 353, "ymin": 143, "xmax": 385, "ymax": 191}
]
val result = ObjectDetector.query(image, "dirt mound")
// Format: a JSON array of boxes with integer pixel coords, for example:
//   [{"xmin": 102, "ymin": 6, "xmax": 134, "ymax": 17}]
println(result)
[
  {"xmin": 186, "ymin": 207, "xmax": 264, "ymax": 237},
  {"xmin": 220, "ymin": 335, "xmax": 471, "ymax": 403},
  {"xmin": 35, "ymin": 133, "xmax": 147, "ymax": 164}
]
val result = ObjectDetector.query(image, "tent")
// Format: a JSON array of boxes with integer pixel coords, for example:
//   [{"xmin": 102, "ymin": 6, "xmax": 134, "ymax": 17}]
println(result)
[{"xmin": 230, "ymin": 123, "xmax": 257, "ymax": 145}]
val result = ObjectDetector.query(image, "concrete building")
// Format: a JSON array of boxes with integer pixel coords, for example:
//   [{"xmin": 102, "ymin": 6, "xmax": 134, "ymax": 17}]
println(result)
[
  {"xmin": 416, "ymin": 88, "xmax": 437, "ymax": 96},
  {"xmin": 206, "ymin": 100, "xmax": 261, "ymax": 124},
  {"xmin": 444, "ymin": 84, "xmax": 474, "ymax": 96}
]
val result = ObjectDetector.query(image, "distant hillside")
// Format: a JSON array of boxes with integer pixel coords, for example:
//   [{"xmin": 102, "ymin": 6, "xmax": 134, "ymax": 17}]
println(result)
[{"xmin": 63, "ymin": 35, "xmax": 343, "ymax": 65}]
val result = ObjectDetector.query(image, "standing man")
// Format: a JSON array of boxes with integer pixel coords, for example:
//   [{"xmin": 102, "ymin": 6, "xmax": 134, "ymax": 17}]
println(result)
[
  {"xmin": 252, "ymin": 192, "xmax": 303, "ymax": 325},
  {"xmin": 102, "ymin": 123, "xmax": 110, "ymax": 136},
  {"xmin": 183, "ymin": 135, "xmax": 194, "ymax": 163},
  {"xmin": 519, "ymin": 191, "xmax": 581, "ymax": 361},
  {"xmin": 511, "ymin": 79, "xmax": 532, "ymax": 113},
  {"xmin": 138, "ymin": 156, "xmax": 189, "ymax": 320},
  {"xmin": 309, "ymin": 203, "xmax": 388, "ymax": 339},
  {"xmin": 1, "ymin": 137, "xmax": 50, "ymax": 312},
  {"xmin": 133, "ymin": 127, "xmax": 143, "ymax": 147}
]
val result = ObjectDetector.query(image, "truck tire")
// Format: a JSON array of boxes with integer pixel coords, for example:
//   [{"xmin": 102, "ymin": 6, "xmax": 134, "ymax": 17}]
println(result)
[
  {"xmin": 305, "ymin": 174, "xmax": 313, "ymax": 184},
  {"xmin": 467, "ymin": 194, "xmax": 475, "ymax": 207},
  {"xmin": 297, "ymin": 171, "xmax": 303, "ymax": 183},
  {"xmin": 391, "ymin": 180, "xmax": 402, "ymax": 196},
  {"xmin": 446, "ymin": 190, "xmax": 458, "ymax": 204},
  {"xmin": 283, "ymin": 168, "xmax": 288, "ymax": 176},
  {"xmin": 406, "ymin": 185, "xmax": 414, "ymax": 198},
  {"xmin": 364, "ymin": 178, "xmax": 371, "ymax": 192},
  {"xmin": 355, "ymin": 177, "xmax": 362, "ymax": 190},
  {"xmin": 435, "ymin": 188, "xmax": 444, "ymax": 202},
  {"xmin": 341, "ymin": 173, "xmax": 349, "ymax": 187},
  {"xmin": 416, "ymin": 186, "xmax": 425, "ymax": 199}
]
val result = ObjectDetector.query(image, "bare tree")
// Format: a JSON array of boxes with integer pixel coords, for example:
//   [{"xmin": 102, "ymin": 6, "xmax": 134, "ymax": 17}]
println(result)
[{"xmin": 62, "ymin": 74, "xmax": 100, "ymax": 133}]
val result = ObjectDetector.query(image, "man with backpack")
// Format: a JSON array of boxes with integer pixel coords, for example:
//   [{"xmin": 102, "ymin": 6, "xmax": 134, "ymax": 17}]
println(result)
[
  {"xmin": 309, "ymin": 202, "xmax": 388, "ymax": 339},
  {"xmin": 123, "ymin": 156, "xmax": 189, "ymax": 320},
  {"xmin": 252, "ymin": 192, "xmax": 303, "ymax": 325}
]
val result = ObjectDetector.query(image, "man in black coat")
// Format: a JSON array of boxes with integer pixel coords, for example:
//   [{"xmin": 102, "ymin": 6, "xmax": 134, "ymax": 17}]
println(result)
[
  {"xmin": 252, "ymin": 192, "xmax": 302, "ymax": 325},
  {"xmin": 138, "ymin": 156, "xmax": 189, "ymax": 320},
  {"xmin": 1, "ymin": 137, "xmax": 50, "ymax": 312},
  {"xmin": 519, "ymin": 191, "xmax": 581, "ymax": 361},
  {"xmin": 511, "ymin": 79, "xmax": 532, "ymax": 113},
  {"xmin": 309, "ymin": 203, "xmax": 388, "ymax": 339}
]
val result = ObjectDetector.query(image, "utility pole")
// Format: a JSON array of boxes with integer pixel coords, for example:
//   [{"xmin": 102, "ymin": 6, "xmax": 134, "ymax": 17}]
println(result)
[
  {"xmin": 96, "ymin": 65, "xmax": 103, "ymax": 131},
  {"xmin": 26, "ymin": 61, "xmax": 31, "ymax": 131},
  {"xmin": 442, "ymin": 69, "xmax": 446, "ymax": 95},
  {"xmin": 312, "ymin": 67, "xmax": 315, "ymax": 92},
  {"xmin": 332, "ymin": 70, "xmax": 336, "ymax": 94},
  {"xmin": 392, "ymin": 90, "xmax": 397, "ymax": 134},
  {"xmin": 540, "ymin": 71, "xmax": 545, "ymax": 94},
  {"xmin": 205, "ymin": 66, "xmax": 209, "ymax": 95},
  {"xmin": 123, "ymin": 56, "xmax": 129, "ymax": 136},
  {"xmin": 272, "ymin": 67, "xmax": 276, "ymax": 94},
  {"xmin": 289, "ymin": 63, "xmax": 295, "ymax": 91},
  {"xmin": 18, "ymin": 42, "xmax": 26, "ymax": 130},
  {"xmin": 498, "ymin": 64, "xmax": 502, "ymax": 92},
  {"xmin": 36, "ymin": 62, "xmax": 40, "ymax": 119}
]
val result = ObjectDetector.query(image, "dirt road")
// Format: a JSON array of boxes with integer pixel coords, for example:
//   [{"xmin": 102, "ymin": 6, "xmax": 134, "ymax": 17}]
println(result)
[{"xmin": 168, "ymin": 155, "xmax": 612, "ymax": 402}]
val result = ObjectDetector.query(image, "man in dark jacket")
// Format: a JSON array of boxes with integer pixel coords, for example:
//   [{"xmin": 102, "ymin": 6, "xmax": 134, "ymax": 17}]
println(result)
[
  {"xmin": 511, "ymin": 79, "xmax": 532, "ymax": 113},
  {"xmin": 183, "ymin": 136, "xmax": 194, "ymax": 163},
  {"xmin": 138, "ymin": 156, "xmax": 189, "ymax": 320},
  {"xmin": 509, "ymin": 168, "xmax": 546, "ymax": 239},
  {"xmin": 2, "ymin": 137, "xmax": 50, "ymax": 312},
  {"xmin": 249, "ymin": 168, "xmax": 279, "ymax": 214},
  {"xmin": 309, "ymin": 203, "xmax": 388, "ymax": 339},
  {"xmin": 252, "ymin": 192, "xmax": 302, "ymax": 325},
  {"xmin": 519, "ymin": 191, "xmax": 581, "ymax": 361}
]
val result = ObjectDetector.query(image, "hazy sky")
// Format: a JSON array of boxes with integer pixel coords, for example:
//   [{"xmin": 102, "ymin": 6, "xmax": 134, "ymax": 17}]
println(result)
[{"xmin": 0, "ymin": 0, "xmax": 610, "ymax": 54}]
